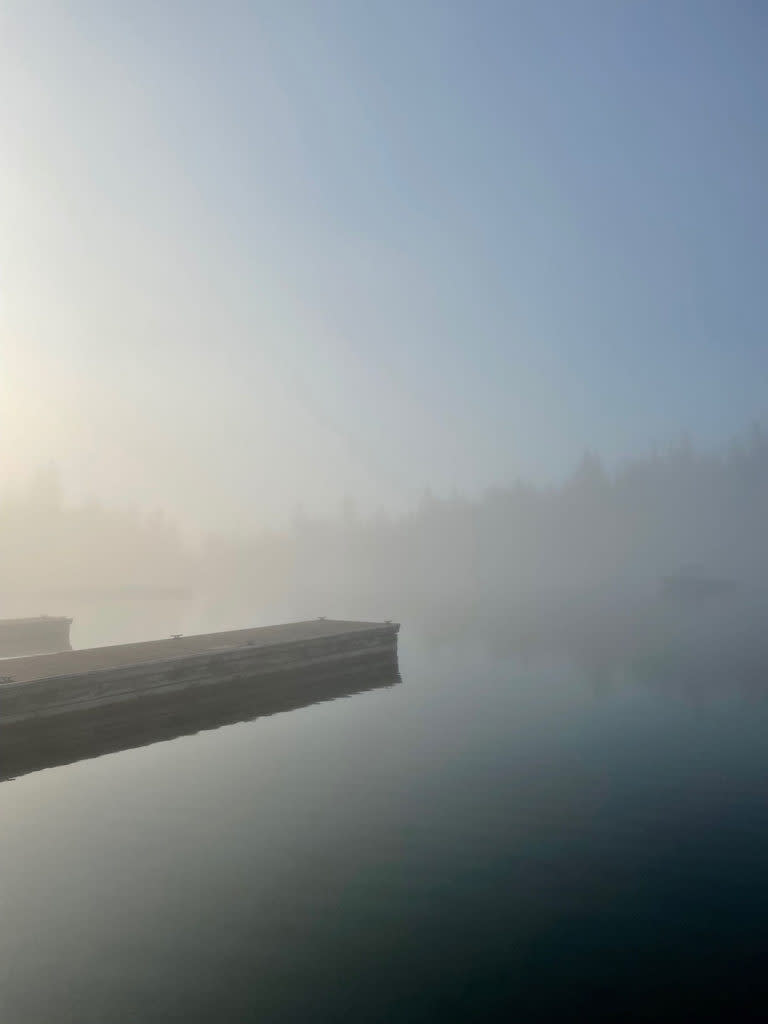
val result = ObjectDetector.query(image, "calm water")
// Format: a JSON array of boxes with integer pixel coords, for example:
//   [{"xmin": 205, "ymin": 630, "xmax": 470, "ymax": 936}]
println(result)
[{"xmin": 2, "ymin": 631, "xmax": 768, "ymax": 1022}]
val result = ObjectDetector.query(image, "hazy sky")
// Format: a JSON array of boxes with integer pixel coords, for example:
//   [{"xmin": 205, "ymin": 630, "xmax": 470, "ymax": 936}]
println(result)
[{"xmin": 1, "ymin": 1, "xmax": 766, "ymax": 527}]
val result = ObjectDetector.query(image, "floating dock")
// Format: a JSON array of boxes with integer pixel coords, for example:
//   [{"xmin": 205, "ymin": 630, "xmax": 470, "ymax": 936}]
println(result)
[
  {"xmin": 0, "ymin": 615, "xmax": 72, "ymax": 658},
  {"xmin": 0, "ymin": 652, "xmax": 400, "ymax": 783},
  {"xmin": 0, "ymin": 619, "xmax": 400, "ymax": 726}
]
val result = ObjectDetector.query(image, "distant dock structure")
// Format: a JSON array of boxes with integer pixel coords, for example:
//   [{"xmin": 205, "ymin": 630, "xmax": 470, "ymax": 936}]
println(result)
[
  {"xmin": 0, "ymin": 619, "xmax": 399, "ymax": 726},
  {"xmin": 0, "ymin": 616, "xmax": 73, "ymax": 658}
]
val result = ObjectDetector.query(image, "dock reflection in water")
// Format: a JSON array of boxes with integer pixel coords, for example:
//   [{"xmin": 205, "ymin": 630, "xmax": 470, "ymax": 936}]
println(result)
[{"xmin": 0, "ymin": 659, "xmax": 400, "ymax": 783}]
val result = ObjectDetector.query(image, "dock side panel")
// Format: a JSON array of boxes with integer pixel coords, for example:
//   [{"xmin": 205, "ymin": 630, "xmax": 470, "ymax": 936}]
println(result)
[{"xmin": 0, "ymin": 626, "xmax": 399, "ymax": 724}]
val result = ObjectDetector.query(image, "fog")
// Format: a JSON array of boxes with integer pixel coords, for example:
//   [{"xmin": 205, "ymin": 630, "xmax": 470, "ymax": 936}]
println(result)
[
  {"xmin": 3, "ymin": 429, "xmax": 768, "ymax": 689},
  {"xmin": 3, "ymin": 3, "xmax": 768, "ymax": 527},
  {"xmin": 5, "ymin": 8, "xmax": 768, "ymax": 1020},
  {"xmin": 2, "ymin": 3, "xmax": 767, "ymax": 677}
]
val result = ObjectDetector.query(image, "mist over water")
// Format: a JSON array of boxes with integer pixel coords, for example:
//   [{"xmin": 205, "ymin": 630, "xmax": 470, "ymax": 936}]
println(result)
[
  {"xmin": 3, "ymin": 433, "xmax": 768, "ymax": 1021},
  {"xmin": 3, "ymin": 1, "xmax": 768, "ymax": 1018},
  {"xmin": 4, "ymin": 429, "xmax": 768, "ymax": 668},
  {"xmin": 6, "ymin": 442, "xmax": 768, "ymax": 1024},
  {"xmin": 2, "ymin": 631, "xmax": 768, "ymax": 1023}
]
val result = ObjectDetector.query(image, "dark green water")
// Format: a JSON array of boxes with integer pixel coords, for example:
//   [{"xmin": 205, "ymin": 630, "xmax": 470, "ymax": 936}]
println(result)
[{"xmin": 2, "ymin": 633, "xmax": 768, "ymax": 1022}]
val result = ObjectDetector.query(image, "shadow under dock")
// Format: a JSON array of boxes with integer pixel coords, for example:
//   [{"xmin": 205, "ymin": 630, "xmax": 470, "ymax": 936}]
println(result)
[{"xmin": 0, "ymin": 654, "xmax": 400, "ymax": 783}]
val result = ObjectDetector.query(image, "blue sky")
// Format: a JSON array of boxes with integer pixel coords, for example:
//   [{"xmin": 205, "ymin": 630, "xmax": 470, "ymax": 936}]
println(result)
[{"xmin": 1, "ymin": 1, "xmax": 766, "ymax": 525}]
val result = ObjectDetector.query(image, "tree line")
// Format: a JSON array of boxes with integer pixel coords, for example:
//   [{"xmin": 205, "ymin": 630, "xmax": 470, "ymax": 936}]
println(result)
[{"xmin": 3, "ymin": 427, "xmax": 768, "ymax": 636}]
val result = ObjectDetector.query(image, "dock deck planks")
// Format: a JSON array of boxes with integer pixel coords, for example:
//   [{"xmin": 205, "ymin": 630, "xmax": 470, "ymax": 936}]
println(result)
[{"xmin": 0, "ymin": 619, "xmax": 390, "ymax": 685}]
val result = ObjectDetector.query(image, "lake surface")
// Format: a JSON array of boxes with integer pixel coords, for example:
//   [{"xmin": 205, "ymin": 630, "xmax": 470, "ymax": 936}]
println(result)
[{"xmin": 2, "ymin": 630, "xmax": 768, "ymax": 1022}]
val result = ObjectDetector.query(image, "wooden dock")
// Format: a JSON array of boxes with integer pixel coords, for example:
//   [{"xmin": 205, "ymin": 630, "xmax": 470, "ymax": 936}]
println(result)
[
  {"xmin": 0, "ymin": 653, "xmax": 400, "ymax": 783},
  {"xmin": 0, "ymin": 619, "xmax": 400, "ymax": 726},
  {"xmin": 0, "ymin": 615, "xmax": 72, "ymax": 657}
]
